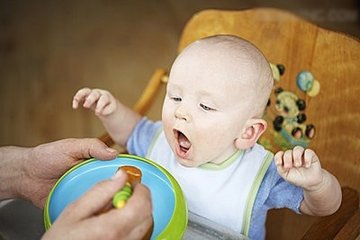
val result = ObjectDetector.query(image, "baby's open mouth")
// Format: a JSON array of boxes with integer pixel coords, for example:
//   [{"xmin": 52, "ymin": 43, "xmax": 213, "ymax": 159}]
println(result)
[{"xmin": 174, "ymin": 129, "xmax": 191, "ymax": 154}]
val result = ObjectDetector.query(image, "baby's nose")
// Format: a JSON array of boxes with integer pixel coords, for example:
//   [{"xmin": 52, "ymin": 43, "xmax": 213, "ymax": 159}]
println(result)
[{"xmin": 175, "ymin": 106, "xmax": 190, "ymax": 122}]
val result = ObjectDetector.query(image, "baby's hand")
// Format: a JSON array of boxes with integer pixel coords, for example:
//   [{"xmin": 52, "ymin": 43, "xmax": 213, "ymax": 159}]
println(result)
[
  {"xmin": 274, "ymin": 146, "xmax": 324, "ymax": 191},
  {"xmin": 72, "ymin": 88, "xmax": 117, "ymax": 116}
]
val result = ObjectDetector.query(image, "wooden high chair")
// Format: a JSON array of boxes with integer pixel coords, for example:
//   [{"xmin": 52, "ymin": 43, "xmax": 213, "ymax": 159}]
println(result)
[{"xmin": 100, "ymin": 8, "xmax": 360, "ymax": 240}]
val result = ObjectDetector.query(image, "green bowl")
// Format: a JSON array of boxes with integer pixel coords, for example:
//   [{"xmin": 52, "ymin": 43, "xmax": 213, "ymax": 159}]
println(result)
[{"xmin": 44, "ymin": 154, "xmax": 188, "ymax": 239}]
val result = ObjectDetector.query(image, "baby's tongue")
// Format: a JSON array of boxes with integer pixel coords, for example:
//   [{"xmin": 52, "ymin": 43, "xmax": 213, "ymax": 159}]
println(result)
[{"xmin": 179, "ymin": 132, "xmax": 191, "ymax": 149}]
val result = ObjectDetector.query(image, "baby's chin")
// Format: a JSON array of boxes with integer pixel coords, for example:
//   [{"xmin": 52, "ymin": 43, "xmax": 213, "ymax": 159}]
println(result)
[{"xmin": 175, "ymin": 157, "xmax": 201, "ymax": 168}]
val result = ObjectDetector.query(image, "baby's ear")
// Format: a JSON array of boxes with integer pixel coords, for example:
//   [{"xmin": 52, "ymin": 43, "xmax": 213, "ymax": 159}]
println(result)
[{"xmin": 235, "ymin": 119, "xmax": 267, "ymax": 150}]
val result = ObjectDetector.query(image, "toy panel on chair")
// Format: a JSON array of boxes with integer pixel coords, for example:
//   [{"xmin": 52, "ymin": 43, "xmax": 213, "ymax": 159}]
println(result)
[{"xmin": 259, "ymin": 63, "xmax": 318, "ymax": 152}]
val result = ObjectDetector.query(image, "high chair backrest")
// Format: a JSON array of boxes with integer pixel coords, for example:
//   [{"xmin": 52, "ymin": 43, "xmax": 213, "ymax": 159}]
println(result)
[{"xmin": 100, "ymin": 8, "xmax": 360, "ymax": 239}]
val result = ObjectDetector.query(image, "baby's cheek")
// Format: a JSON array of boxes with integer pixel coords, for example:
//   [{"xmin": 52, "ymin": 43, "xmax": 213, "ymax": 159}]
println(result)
[
  {"xmin": 162, "ymin": 114, "xmax": 173, "ymax": 130},
  {"xmin": 198, "ymin": 132, "xmax": 223, "ymax": 151}
]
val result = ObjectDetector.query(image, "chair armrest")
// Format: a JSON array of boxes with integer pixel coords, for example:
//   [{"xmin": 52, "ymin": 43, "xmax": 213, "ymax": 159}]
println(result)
[
  {"xmin": 133, "ymin": 68, "xmax": 167, "ymax": 115},
  {"xmin": 99, "ymin": 133, "xmax": 115, "ymax": 147},
  {"xmin": 301, "ymin": 186, "xmax": 359, "ymax": 240}
]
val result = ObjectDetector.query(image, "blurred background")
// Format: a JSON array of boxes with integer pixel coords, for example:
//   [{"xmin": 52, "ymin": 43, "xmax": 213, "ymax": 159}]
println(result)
[
  {"xmin": 0, "ymin": 1, "xmax": 359, "ymax": 239},
  {"xmin": 0, "ymin": 0, "xmax": 359, "ymax": 147}
]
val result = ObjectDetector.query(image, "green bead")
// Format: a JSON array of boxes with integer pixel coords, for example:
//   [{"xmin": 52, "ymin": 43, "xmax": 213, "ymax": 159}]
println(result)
[{"xmin": 112, "ymin": 182, "xmax": 133, "ymax": 209}]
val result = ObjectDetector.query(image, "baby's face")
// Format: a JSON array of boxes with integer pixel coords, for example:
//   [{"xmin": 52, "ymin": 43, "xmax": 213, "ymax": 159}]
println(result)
[{"xmin": 162, "ymin": 43, "xmax": 256, "ymax": 167}]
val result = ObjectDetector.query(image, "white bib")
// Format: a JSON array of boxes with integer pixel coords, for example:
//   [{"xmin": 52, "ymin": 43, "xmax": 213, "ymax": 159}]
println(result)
[{"xmin": 146, "ymin": 130, "xmax": 272, "ymax": 236}]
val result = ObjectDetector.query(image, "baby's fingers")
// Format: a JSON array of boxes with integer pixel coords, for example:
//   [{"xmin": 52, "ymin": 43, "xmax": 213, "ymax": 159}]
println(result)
[
  {"xmin": 282, "ymin": 149, "xmax": 295, "ymax": 169},
  {"xmin": 83, "ymin": 90, "xmax": 101, "ymax": 108},
  {"xmin": 101, "ymin": 100, "xmax": 117, "ymax": 116},
  {"xmin": 274, "ymin": 151, "xmax": 288, "ymax": 176},
  {"xmin": 72, "ymin": 88, "xmax": 92, "ymax": 109},
  {"xmin": 304, "ymin": 149, "xmax": 319, "ymax": 168},
  {"xmin": 274, "ymin": 151, "xmax": 284, "ymax": 167},
  {"xmin": 95, "ymin": 94, "xmax": 117, "ymax": 116},
  {"xmin": 95, "ymin": 94, "xmax": 111, "ymax": 115}
]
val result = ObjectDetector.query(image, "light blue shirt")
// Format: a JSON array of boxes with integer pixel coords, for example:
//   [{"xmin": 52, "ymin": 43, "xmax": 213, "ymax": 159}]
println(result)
[{"xmin": 127, "ymin": 118, "xmax": 304, "ymax": 240}]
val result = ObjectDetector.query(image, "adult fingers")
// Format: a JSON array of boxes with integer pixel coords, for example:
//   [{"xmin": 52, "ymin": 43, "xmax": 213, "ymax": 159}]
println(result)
[
  {"xmin": 62, "ymin": 171, "xmax": 128, "ymax": 220},
  {"xmin": 125, "ymin": 215, "xmax": 154, "ymax": 240},
  {"xmin": 77, "ymin": 206, "xmax": 152, "ymax": 240},
  {"xmin": 98, "ymin": 183, "xmax": 153, "ymax": 239},
  {"xmin": 72, "ymin": 138, "xmax": 118, "ymax": 160},
  {"xmin": 120, "ymin": 183, "xmax": 153, "ymax": 227},
  {"xmin": 125, "ymin": 183, "xmax": 152, "ymax": 219}
]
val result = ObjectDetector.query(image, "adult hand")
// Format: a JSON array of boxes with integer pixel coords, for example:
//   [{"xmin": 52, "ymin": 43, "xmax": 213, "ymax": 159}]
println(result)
[
  {"xmin": 42, "ymin": 170, "xmax": 153, "ymax": 240},
  {"xmin": 0, "ymin": 138, "xmax": 118, "ymax": 208}
]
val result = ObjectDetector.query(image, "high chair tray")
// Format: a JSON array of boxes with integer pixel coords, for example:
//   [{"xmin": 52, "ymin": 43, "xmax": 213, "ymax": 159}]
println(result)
[{"xmin": 184, "ymin": 211, "xmax": 249, "ymax": 240}]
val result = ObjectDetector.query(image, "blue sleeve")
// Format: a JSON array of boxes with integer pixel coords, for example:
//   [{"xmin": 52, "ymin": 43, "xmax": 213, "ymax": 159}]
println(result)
[
  {"xmin": 262, "ymin": 162, "xmax": 304, "ymax": 213},
  {"xmin": 126, "ymin": 117, "xmax": 162, "ymax": 157},
  {"xmin": 249, "ymin": 162, "xmax": 304, "ymax": 239}
]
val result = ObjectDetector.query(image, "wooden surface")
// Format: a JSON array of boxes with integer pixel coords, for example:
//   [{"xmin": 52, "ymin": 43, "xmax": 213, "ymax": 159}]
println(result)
[
  {"xmin": 334, "ymin": 209, "xmax": 360, "ymax": 240},
  {"xmin": 266, "ymin": 187, "xmax": 359, "ymax": 240},
  {"xmin": 302, "ymin": 187, "xmax": 359, "ymax": 239}
]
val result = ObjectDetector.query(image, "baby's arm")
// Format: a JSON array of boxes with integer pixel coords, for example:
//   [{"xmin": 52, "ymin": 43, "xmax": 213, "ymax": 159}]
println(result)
[
  {"xmin": 72, "ymin": 88, "xmax": 141, "ymax": 147},
  {"xmin": 274, "ymin": 146, "xmax": 342, "ymax": 216}
]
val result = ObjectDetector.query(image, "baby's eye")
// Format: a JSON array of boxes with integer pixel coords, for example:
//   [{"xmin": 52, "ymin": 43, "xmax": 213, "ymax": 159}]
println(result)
[
  {"xmin": 171, "ymin": 97, "xmax": 182, "ymax": 102},
  {"xmin": 200, "ymin": 103, "xmax": 214, "ymax": 111}
]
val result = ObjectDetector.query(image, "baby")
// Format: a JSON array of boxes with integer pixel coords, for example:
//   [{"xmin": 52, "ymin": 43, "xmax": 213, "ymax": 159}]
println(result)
[{"xmin": 72, "ymin": 35, "xmax": 341, "ymax": 239}]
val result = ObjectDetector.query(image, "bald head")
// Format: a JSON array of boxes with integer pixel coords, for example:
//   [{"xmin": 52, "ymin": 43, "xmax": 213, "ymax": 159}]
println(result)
[{"xmin": 170, "ymin": 35, "xmax": 273, "ymax": 117}]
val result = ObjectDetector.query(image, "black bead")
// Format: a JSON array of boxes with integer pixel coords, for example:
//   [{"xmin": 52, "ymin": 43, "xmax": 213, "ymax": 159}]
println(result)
[
  {"xmin": 297, "ymin": 113, "xmax": 307, "ymax": 123},
  {"xmin": 291, "ymin": 127, "xmax": 303, "ymax": 138},
  {"xmin": 276, "ymin": 64, "xmax": 286, "ymax": 75},
  {"xmin": 273, "ymin": 116, "xmax": 284, "ymax": 131},
  {"xmin": 296, "ymin": 99, "xmax": 306, "ymax": 111},
  {"xmin": 275, "ymin": 87, "xmax": 283, "ymax": 95},
  {"xmin": 305, "ymin": 124, "xmax": 315, "ymax": 138}
]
